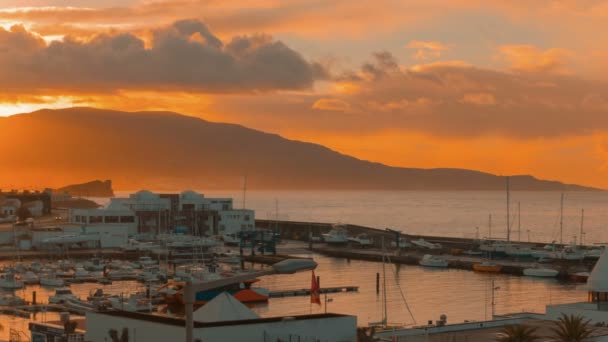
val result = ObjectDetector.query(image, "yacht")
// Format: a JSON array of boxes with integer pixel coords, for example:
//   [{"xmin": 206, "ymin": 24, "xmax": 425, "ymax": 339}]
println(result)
[
  {"xmin": 411, "ymin": 238, "xmax": 442, "ymax": 250},
  {"xmin": 523, "ymin": 266, "xmax": 559, "ymax": 278},
  {"xmin": 322, "ymin": 225, "xmax": 349, "ymax": 245},
  {"xmin": 49, "ymin": 288, "xmax": 79, "ymax": 304},
  {"xmin": 419, "ymin": 255, "xmax": 448, "ymax": 268},
  {"xmin": 348, "ymin": 234, "xmax": 373, "ymax": 247}
]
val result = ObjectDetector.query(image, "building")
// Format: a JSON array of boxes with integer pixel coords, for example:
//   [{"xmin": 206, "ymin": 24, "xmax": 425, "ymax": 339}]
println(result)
[
  {"xmin": 0, "ymin": 190, "xmax": 51, "ymax": 216},
  {"xmin": 545, "ymin": 249, "xmax": 608, "ymax": 324},
  {"xmin": 71, "ymin": 190, "xmax": 254, "ymax": 237},
  {"xmin": 0, "ymin": 198, "xmax": 20, "ymax": 217},
  {"xmin": 85, "ymin": 303, "xmax": 356, "ymax": 342},
  {"xmin": 29, "ymin": 314, "xmax": 86, "ymax": 342}
]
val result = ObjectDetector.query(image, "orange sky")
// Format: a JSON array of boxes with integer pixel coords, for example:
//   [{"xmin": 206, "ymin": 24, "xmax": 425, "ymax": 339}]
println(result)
[{"xmin": 1, "ymin": 1, "xmax": 608, "ymax": 188}]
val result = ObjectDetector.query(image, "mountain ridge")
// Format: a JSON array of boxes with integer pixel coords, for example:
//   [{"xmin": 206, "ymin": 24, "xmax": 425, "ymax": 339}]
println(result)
[{"xmin": 0, "ymin": 107, "xmax": 600, "ymax": 191}]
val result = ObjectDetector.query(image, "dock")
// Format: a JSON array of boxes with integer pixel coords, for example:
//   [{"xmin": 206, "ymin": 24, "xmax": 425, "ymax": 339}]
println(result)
[{"xmin": 269, "ymin": 286, "xmax": 359, "ymax": 298}]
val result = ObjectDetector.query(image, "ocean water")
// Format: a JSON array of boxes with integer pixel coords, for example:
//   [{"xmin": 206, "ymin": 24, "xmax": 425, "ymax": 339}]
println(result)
[{"xmin": 105, "ymin": 190, "xmax": 608, "ymax": 244}]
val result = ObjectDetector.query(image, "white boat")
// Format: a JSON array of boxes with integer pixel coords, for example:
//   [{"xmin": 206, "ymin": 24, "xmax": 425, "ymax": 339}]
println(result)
[
  {"xmin": 411, "ymin": 238, "xmax": 442, "ymax": 250},
  {"xmin": 216, "ymin": 250, "xmax": 241, "ymax": 264},
  {"xmin": 419, "ymin": 255, "xmax": 449, "ymax": 268},
  {"xmin": 322, "ymin": 225, "xmax": 349, "ymax": 245},
  {"xmin": 505, "ymin": 244, "xmax": 534, "ymax": 257},
  {"xmin": 0, "ymin": 273, "xmax": 24, "ymax": 289},
  {"xmin": 82, "ymin": 258, "xmax": 105, "ymax": 271},
  {"xmin": 390, "ymin": 238, "xmax": 411, "ymax": 249},
  {"xmin": 40, "ymin": 273, "xmax": 66, "ymax": 287},
  {"xmin": 479, "ymin": 240, "xmax": 508, "ymax": 254},
  {"xmin": 584, "ymin": 248, "xmax": 604, "ymax": 259},
  {"xmin": 74, "ymin": 267, "xmax": 90, "ymax": 280},
  {"xmin": 551, "ymin": 247, "xmax": 585, "ymax": 261},
  {"xmin": 21, "ymin": 271, "xmax": 40, "ymax": 285},
  {"xmin": 523, "ymin": 267, "xmax": 559, "ymax": 278},
  {"xmin": 136, "ymin": 256, "xmax": 157, "ymax": 268},
  {"xmin": 348, "ymin": 234, "xmax": 373, "ymax": 247},
  {"xmin": 49, "ymin": 287, "xmax": 79, "ymax": 304}
]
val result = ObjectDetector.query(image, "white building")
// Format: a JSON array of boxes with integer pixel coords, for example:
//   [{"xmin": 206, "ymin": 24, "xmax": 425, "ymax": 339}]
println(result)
[
  {"xmin": 85, "ymin": 298, "xmax": 356, "ymax": 342},
  {"xmin": 218, "ymin": 209, "xmax": 255, "ymax": 234},
  {"xmin": 1, "ymin": 198, "xmax": 20, "ymax": 217}
]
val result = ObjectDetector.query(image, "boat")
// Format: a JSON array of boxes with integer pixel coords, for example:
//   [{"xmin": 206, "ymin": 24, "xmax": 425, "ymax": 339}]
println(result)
[
  {"xmin": 523, "ymin": 266, "xmax": 559, "ymax": 278},
  {"xmin": 49, "ymin": 287, "xmax": 79, "ymax": 304},
  {"xmin": 107, "ymin": 295, "xmax": 155, "ymax": 312},
  {"xmin": 569, "ymin": 271, "xmax": 590, "ymax": 282},
  {"xmin": 40, "ymin": 273, "xmax": 66, "ymax": 287},
  {"xmin": 74, "ymin": 267, "xmax": 91, "ymax": 280},
  {"xmin": 0, "ymin": 273, "xmax": 25, "ymax": 289},
  {"xmin": 462, "ymin": 250, "xmax": 483, "ymax": 256},
  {"xmin": 479, "ymin": 240, "xmax": 508, "ymax": 255},
  {"xmin": 473, "ymin": 261, "xmax": 502, "ymax": 273},
  {"xmin": 505, "ymin": 244, "xmax": 534, "ymax": 257},
  {"xmin": 0, "ymin": 294, "xmax": 25, "ymax": 306},
  {"xmin": 584, "ymin": 248, "xmax": 604, "ymax": 259},
  {"xmin": 322, "ymin": 225, "xmax": 349, "ymax": 245},
  {"xmin": 136, "ymin": 256, "xmax": 157, "ymax": 268},
  {"xmin": 348, "ymin": 234, "xmax": 373, "ymax": 247},
  {"xmin": 106, "ymin": 266, "xmax": 137, "ymax": 280},
  {"xmin": 411, "ymin": 238, "xmax": 442, "ymax": 250},
  {"xmin": 21, "ymin": 271, "xmax": 40, "ymax": 285},
  {"xmin": 419, "ymin": 255, "xmax": 448, "ymax": 268},
  {"xmin": 390, "ymin": 238, "xmax": 411, "ymax": 249}
]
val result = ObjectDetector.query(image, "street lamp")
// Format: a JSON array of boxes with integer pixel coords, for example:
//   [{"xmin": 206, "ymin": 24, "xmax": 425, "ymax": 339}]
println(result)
[{"xmin": 184, "ymin": 258, "xmax": 318, "ymax": 342}]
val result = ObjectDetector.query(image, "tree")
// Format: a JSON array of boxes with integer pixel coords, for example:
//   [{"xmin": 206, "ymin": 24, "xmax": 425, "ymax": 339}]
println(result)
[
  {"xmin": 549, "ymin": 313, "xmax": 594, "ymax": 342},
  {"xmin": 495, "ymin": 324, "xmax": 540, "ymax": 342},
  {"xmin": 108, "ymin": 327, "xmax": 129, "ymax": 342}
]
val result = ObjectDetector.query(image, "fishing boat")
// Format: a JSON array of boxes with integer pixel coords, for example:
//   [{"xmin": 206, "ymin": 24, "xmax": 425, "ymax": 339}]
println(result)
[
  {"xmin": 418, "ymin": 255, "xmax": 448, "ymax": 268},
  {"xmin": 473, "ymin": 261, "xmax": 502, "ymax": 273},
  {"xmin": 411, "ymin": 239, "xmax": 442, "ymax": 250},
  {"xmin": 523, "ymin": 266, "xmax": 559, "ymax": 278},
  {"xmin": 322, "ymin": 225, "xmax": 349, "ymax": 245},
  {"xmin": 348, "ymin": 234, "xmax": 373, "ymax": 247}
]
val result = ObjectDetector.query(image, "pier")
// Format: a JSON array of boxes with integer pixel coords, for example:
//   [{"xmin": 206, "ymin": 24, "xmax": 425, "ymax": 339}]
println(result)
[{"xmin": 269, "ymin": 286, "xmax": 359, "ymax": 298}]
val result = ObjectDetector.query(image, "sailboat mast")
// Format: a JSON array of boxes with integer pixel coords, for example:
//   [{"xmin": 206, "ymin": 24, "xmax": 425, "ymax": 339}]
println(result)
[
  {"xmin": 242, "ymin": 175, "xmax": 247, "ymax": 209},
  {"xmin": 518, "ymin": 201, "xmax": 521, "ymax": 242},
  {"xmin": 489, "ymin": 214, "xmax": 492, "ymax": 239},
  {"xmin": 580, "ymin": 208, "xmax": 584, "ymax": 247},
  {"xmin": 506, "ymin": 177, "xmax": 510, "ymax": 243},
  {"xmin": 560, "ymin": 193, "xmax": 564, "ymax": 246}
]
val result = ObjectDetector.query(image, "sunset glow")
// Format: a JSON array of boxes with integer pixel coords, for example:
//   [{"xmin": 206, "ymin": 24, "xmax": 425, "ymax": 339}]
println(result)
[{"xmin": 1, "ymin": 0, "xmax": 608, "ymax": 188}]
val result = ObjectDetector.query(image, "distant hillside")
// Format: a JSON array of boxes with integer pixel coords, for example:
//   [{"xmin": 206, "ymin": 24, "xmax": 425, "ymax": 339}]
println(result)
[
  {"xmin": 56, "ymin": 180, "xmax": 114, "ymax": 197},
  {"xmin": 0, "ymin": 107, "xmax": 600, "ymax": 191}
]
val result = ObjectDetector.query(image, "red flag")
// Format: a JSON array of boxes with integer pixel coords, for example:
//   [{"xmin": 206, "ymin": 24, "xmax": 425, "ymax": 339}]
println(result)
[{"xmin": 310, "ymin": 271, "xmax": 321, "ymax": 305}]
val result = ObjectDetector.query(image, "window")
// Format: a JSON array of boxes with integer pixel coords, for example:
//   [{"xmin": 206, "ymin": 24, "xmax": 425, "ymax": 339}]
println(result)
[
  {"xmin": 183, "ymin": 204, "xmax": 195, "ymax": 211},
  {"xmin": 105, "ymin": 216, "xmax": 119, "ymax": 223},
  {"xmin": 74, "ymin": 216, "xmax": 80, "ymax": 222},
  {"xmin": 222, "ymin": 204, "xmax": 230, "ymax": 210},
  {"xmin": 244, "ymin": 215, "xmax": 250, "ymax": 221},
  {"xmin": 120, "ymin": 216, "xmax": 135, "ymax": 223},
  {"xmin": 89, "ymin": 216, "xmax": 103, "ymax": 223}
]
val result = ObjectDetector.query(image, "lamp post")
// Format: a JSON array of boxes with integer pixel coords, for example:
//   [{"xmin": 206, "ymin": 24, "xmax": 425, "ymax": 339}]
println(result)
[{"xmin": 184, "ymin": 258, "xmax": 318, "ymax": 342}]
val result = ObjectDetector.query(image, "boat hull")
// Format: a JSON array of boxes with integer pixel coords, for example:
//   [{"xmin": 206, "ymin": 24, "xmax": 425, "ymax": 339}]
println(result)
[{"xmin": 473, "ymin": 263, "xmax": 502, "ymax": 273}]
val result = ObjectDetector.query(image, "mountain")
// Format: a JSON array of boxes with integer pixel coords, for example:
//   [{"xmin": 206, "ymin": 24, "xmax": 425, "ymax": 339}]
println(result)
[
  {"xmin": 0, "ymin": 107, "xmax": 600, "ymax": 191},
  {"xmin": 56, "ymin": 180, "xmax": 114, "ymax": 197}
]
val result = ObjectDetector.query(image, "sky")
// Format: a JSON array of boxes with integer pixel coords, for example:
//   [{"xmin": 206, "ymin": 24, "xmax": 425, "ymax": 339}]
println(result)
[{"xmin": 1, "ymin": 0, "xmax": 608, "ymax": 188}]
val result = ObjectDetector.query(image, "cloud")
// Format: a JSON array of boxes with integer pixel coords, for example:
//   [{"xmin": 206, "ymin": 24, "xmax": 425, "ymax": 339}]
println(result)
[
  {"xmin": 497, "ymin": 45, "xmax": 573, "ymax": 74},
  {"xmin": 460, "ymin": 93, "xmax": 496, "ymax": 106},
  {"xmin": 406, "ymin": 40, "xmax": 450, "ymax": 60},
  {"xmin": 0, "ymin": 20, "xmax": 324, "ymax": 94},
  {"xmin": 312, "ymin": 98, "xmax": 350, "ymax": 111}
]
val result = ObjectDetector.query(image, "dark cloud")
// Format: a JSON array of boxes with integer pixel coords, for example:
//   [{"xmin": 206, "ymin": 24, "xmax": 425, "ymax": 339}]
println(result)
[{"xmin": 0, "ymin": 20, "xmax": 324, "ymax": 94}]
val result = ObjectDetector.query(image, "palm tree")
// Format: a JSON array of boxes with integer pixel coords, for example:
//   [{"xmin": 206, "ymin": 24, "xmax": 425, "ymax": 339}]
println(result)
[
  {"xmin": 549, "ymin": 313, "xmax": 594, "ymax": 342},
  {"xmin": 495, "ymin": 324, "xmax": 541, "ymax": 342}
]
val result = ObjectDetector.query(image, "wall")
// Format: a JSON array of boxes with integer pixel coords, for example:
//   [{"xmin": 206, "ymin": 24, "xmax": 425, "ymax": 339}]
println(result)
[
  {"xmin": 85, "ymin": 312, "xmax": 356, "ymax": 342},
  {"xmin": 219, "ymin": 209, "xmax": 255, "ymax": 235}
]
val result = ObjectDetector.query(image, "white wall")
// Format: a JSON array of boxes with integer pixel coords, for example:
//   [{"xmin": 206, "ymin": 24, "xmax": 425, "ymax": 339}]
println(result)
[
  {"xmin": 85, "ymin": 312, "xmax": 356, "ymax": 342},
  {"xmin": 219, "ymin": 209, "xmax": 255, "ymax": 235}
]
